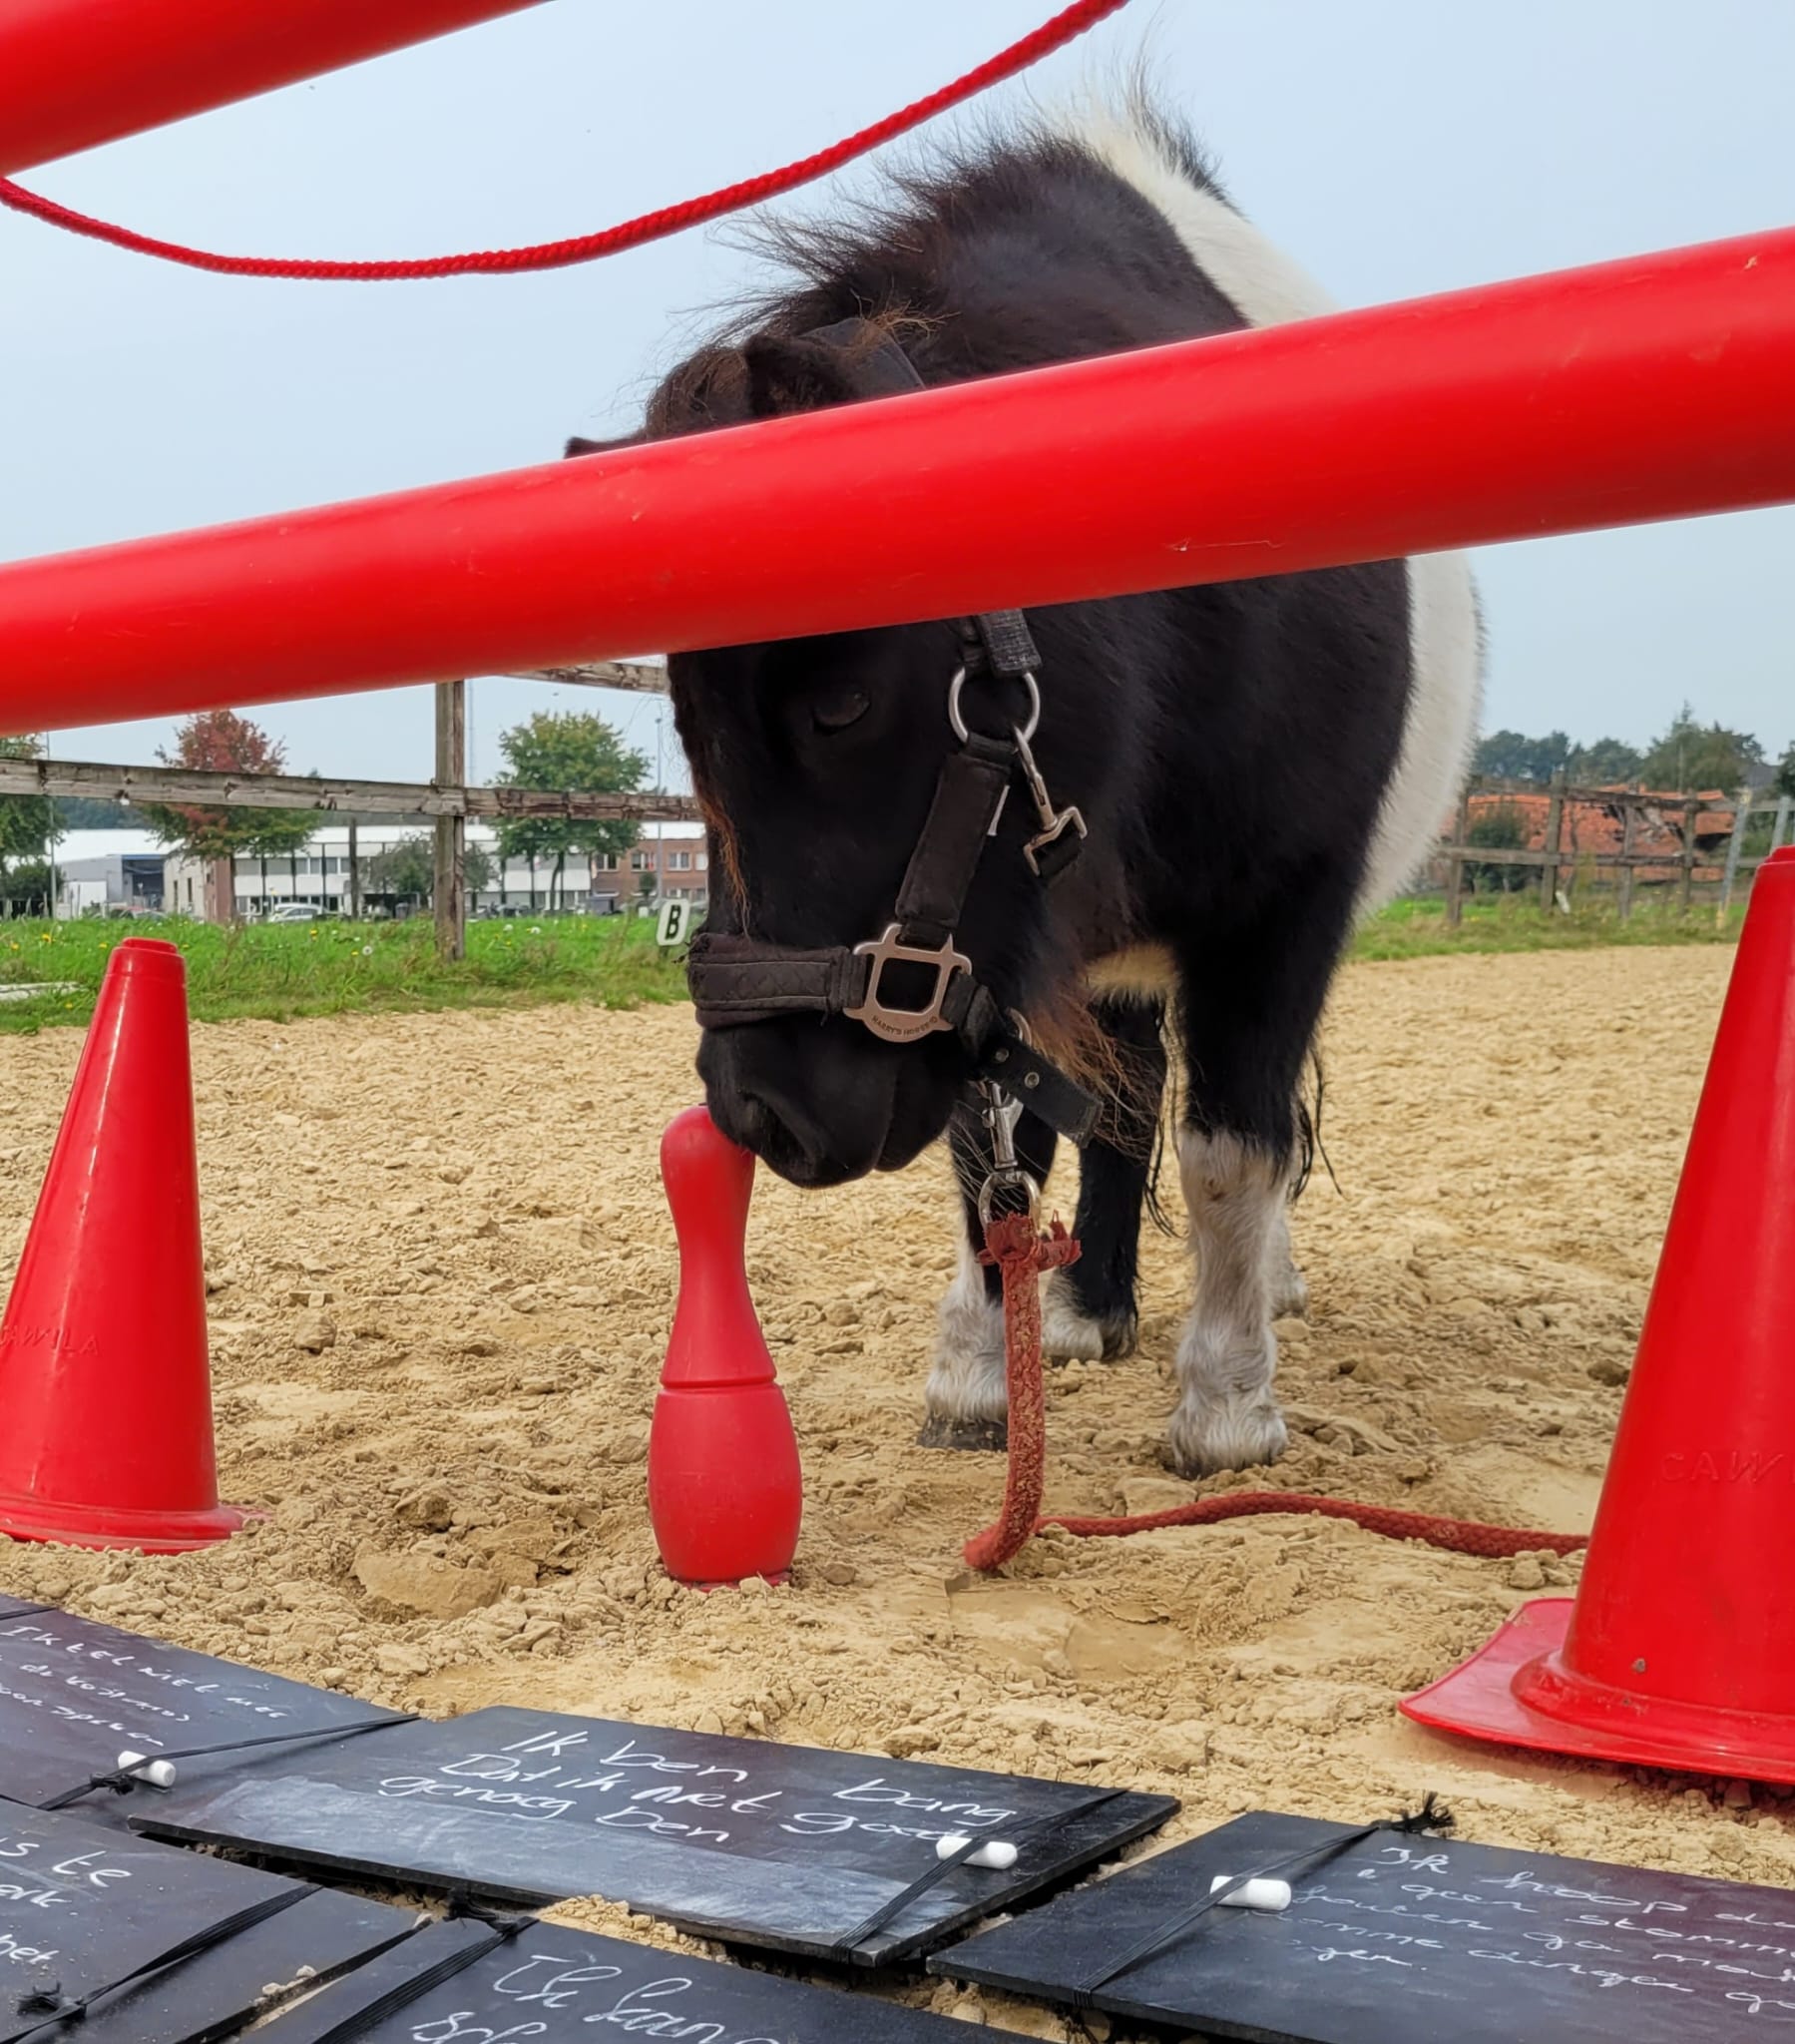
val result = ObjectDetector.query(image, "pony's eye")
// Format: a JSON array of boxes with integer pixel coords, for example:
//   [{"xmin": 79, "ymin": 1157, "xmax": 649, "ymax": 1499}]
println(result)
[{"xmin": 811, "ymin": 686, "xmax": 870, "ymax": 735}]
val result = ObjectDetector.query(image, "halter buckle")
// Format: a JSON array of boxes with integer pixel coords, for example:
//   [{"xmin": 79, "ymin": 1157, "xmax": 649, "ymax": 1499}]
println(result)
[{"xmin": 846, "ymin": 923, "xmax": 971, "ymax": 1044}]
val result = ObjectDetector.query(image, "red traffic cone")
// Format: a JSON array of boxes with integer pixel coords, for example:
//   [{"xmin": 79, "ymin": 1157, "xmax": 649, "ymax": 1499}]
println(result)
[
  {"xmin": 1404, "ymin": 846, "xmax": 1795, "ymax": 1779},
  {"xmin": 0, "ymin": 939, "xmax": 249, "ymax": 1552},
  {"xmin": 647, "ymin": 1105, "xmax": 802, "ymax": 1586}
]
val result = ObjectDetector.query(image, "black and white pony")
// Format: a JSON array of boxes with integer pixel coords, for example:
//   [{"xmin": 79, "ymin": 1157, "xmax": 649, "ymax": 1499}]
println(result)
[{"xmin": 570, "ymin": 100, "xmax": 1480, "ymax": 1476}]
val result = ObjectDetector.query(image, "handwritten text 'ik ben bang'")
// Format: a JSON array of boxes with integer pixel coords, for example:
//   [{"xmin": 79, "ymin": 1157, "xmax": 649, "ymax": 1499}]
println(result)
[{"xmin": 374, "ymin": 1730, "xmax": 1023, "ymax": 1846}]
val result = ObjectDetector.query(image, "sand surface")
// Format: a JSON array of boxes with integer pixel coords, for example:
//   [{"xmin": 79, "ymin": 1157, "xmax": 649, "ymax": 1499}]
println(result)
[{"xmin": 1, "ymin": 945, "xmax": 1783, "ymax": 2035}]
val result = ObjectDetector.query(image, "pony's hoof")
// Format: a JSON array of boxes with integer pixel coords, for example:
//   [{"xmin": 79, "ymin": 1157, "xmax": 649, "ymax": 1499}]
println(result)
[
  {"xmin": 917, "ymin": 1415, "xmax": 1009, "ymax": 1453},
  {"xmin": 1166, "ymin": 1398, "xmax": 1288, "ymax": 1478}
]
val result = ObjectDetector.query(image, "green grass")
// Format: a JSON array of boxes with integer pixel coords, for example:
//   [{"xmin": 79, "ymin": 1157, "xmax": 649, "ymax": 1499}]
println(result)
[
  {"xmin": 1349, "ymin": 889, "xmax": 1745, "ymax": 962},
  {"xmin": 0, "ymin": 913, "xmax": 688, "ymax": 1034},
  {"xmin": 0, "ymin": 887, "xmax": 1745, "ymax": 1035}
]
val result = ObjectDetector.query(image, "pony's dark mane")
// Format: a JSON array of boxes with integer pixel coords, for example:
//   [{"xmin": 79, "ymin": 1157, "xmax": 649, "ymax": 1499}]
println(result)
[{"xmin": 643, "ymin": 100, "xmax": 1232, "ymax": 439}]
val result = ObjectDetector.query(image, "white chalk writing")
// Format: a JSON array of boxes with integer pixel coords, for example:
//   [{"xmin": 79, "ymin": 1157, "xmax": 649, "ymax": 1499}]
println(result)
[
  {"xmin": 374, "ymin": 1732, "xmax": 1021, "ymax": 1859},
  {"xmin": 406, "ymin": 1951, "xmax": 787, "ymax": 2040},
  {"xmin": 0, "ymin": 1832, "xmax": 133, "ymax": 1915},
  {"xmin": 1241, "ymin": 1831, "xmax": 1795, "ymax": 2029}
]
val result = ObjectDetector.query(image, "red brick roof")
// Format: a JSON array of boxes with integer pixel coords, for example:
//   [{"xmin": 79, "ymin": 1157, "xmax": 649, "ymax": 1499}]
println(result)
[{"xmin": 1464, "ymin": 787, "xmax": 1733, "ymax": 879}]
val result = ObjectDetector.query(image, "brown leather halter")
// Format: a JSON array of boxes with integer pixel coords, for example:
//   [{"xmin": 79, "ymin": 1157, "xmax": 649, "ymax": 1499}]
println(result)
[{"xmin": 683, "ymin": 318, "xmax": 1100, "ymax": 1145}]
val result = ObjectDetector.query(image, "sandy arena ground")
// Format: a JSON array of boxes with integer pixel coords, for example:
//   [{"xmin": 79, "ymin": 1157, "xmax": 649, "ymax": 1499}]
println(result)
[{"xmin": 0, "ymin": 943, "xmax": 1784, "ymax": 2034}]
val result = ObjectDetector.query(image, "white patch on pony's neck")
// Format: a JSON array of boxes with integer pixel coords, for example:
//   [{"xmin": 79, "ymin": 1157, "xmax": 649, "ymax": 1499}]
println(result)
[
  {"xmin": 1060, "ymin": 108, "xmax": 1337, "ymax": 329},
  {"xmin": 1359, "ymin": 551, "xmax": 1483, "ymax": 912},
  {"xmin": 1057, "ymin": 101, "xmax": 1483, "ymax": 915}
]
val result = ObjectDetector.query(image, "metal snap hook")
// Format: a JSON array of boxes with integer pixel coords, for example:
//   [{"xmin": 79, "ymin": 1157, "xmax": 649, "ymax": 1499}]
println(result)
[
  {"xmin": 976, "ymin": 1077, "xmax": 1041, "ymax": 1227},
  {"xmin": 979, "ymin": 1167, "xmax": 1042, "ymax": 1229}
]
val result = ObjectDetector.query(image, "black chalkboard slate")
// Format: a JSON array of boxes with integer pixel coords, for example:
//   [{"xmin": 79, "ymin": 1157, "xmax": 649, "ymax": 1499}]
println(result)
[
  {"xmin": 252, "ymin": 1920, "xmax": 503, "ymax": 2044},
  {"xmin": 135, "ymin": 1704, "xmax": 1176, "ymax": 1964},
  {"xmin": 0, "ymin": 1802, "xmax": 319, "ymax": 2042},
  {"xmin": 69, "ymin": 1889, "xmax": 421, "ymax": 2044},
  {"xmin": 0, "ymin": 1608, "xmax": 406, "ymax": 1813},
  {"xmin": 936, "ymin": 1808, "xmax": 1795, "ymax": 2042},
  {"xmin": 259, "ymin": 1918, "xmax": 982, "ymax": 2043}
]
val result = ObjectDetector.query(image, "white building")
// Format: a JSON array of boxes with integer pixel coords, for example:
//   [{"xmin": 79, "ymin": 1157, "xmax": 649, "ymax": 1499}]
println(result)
[
  {"xmin": 49, "ymin": 829, "xmax": 167, "ymax": 919},
  {"xmin": 164, "ymin": 820, "xmax": 707, "ymax": 920}
]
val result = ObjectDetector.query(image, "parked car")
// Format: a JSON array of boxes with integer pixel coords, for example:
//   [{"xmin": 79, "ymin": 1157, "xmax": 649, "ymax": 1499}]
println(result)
[{"xmin": 264, "ymin": 903, "xmax": 338, "ymax": 924}]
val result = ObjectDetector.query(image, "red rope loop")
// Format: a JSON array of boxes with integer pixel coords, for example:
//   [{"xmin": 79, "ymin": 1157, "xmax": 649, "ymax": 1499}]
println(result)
[
  {"xmin": 962, "ymin": 1213, "xmax": 1082, "ymax": 1572},
  {"xmin": 962, "ymin": 1213, "xmax": 1589, "ymax": 1573},
  {"xmin": 0, "ymin": 0, "xmax": 1129, "ymax": 281}
]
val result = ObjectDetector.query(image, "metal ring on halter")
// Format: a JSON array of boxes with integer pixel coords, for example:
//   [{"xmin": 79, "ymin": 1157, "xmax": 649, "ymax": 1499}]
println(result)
[
  {"xmin": 979, "ymin": 1166, "xmax": 1043, "ymax": 1230},
  {"xmin": 947, "ymin": 667, "xmax": 1041, "ymax": 746}
]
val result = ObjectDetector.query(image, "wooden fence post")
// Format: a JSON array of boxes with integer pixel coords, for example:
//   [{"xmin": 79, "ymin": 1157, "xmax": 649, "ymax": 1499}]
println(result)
[
  {"xmin": 1773, "ymin": 792, "xmax": 1793, "ymax": 853},
  {"xmin": 1444, "ymin": 783, "xmax": 1473, "ymax": 926},
  {"xmin": 1678, "ymin": 796, "xmax": 1700, "ymax": 915},
  {"xmin": 434, "ymin": 679, "xmax": 466, "ymax": 962},
  {"xmin": 1540, "ymin": 770, "xmax": 1567, "ymax": 912},
  {"xmin": 1717, "ymin": 786, "xmax": 1755, "ymax": 925},
  {"xmin": 1616, "ymin": 798, "xmax": 1638, "ymax": 921}
]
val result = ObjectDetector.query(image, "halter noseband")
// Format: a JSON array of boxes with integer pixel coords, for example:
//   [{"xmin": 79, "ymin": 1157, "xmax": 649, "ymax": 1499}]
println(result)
[{"xmin": 683, "ymin": 319, "xmax": 1100, "ymax": 1147}]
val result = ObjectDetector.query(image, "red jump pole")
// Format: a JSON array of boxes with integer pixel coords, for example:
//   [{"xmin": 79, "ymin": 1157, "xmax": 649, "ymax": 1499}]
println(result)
[
  {"xmin": 0, "ymin": 0, "xmax": 546, "ymax": 177},
  {"xmin": 2, "ymin": 227, "xmax": 1794, "ymax": 736}
]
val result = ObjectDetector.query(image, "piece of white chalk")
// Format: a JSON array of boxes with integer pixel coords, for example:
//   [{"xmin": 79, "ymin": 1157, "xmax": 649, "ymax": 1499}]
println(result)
[
  {"xmin": 937, "ymin": 1832, "xmax": 1020, "ymax": 1871},
  {"xmin": 116, "ymin": 1750, "xmax": 178, "ymax": 1790},
  {"xmin": 1210, "ymin": 1874, "xmax": 1292, "ymax": 1912}
]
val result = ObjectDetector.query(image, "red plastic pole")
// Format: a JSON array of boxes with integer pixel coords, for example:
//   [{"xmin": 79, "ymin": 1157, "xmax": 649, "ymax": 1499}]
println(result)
[
  {"xmin": 2, "ymin": 226, "xmax": 1793, "ymax": 736},
  {"xmin": 0, "ymin": 0, "xmax": 546, "ymax": 176}
]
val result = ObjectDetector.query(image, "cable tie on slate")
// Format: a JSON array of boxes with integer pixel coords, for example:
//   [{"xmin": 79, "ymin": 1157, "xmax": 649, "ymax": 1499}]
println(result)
[{"xmin": 43, "ymin": 1711, "xmax": 420, "ymax": 1809}]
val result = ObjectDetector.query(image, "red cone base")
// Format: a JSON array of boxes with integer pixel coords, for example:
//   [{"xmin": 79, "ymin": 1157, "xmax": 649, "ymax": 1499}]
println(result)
[
  {"xmin": 1404, "ymin": 848, "xmax": 1795, "ymax": 1780},
  {"xmin": 0, "ymin": 938, "xmax": 250, "ymax": 1553},
  {"xmin": 0, "ymin": 1492, "xmax": 247, "ymax": 1553},
  {"xmin": 1403, "ymin": 1598, "xmax": 1795, "ymax": 1784}
]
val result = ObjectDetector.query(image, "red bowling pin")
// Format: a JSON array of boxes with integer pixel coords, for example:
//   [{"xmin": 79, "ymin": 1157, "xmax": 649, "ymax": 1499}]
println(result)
[{"xmin": 648, "ymin": 1105, "xmax": 803, "ymax": 1585}]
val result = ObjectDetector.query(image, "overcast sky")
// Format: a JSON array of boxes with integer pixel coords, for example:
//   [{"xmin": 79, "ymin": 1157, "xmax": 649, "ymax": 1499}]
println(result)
[{"xmin": 3, "ymin": 0, "xmax": 1790, "ymax": 790}]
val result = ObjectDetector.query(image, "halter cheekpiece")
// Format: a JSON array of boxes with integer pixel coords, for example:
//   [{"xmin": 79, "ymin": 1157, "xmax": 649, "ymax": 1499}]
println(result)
[{"xmin": 683, "ymin": 318, "xmax": 1100, "ymax": 1150}]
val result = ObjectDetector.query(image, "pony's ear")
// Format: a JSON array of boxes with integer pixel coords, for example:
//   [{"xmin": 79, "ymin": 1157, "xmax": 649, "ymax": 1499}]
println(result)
[
  {"xmin": 564, "ymin": 431, "xmax": 645, "ymax": 458},
  {"xmin": 741, "ymin": 332, "xmax": 861, "ymax": 418}
]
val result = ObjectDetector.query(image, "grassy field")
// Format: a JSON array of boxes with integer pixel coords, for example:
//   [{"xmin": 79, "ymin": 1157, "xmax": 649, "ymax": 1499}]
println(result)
[
  {"xmin": 0, "ymin": 889, "xmax": 1745, "ymax": 1035},
  {"xmin": 1349, "ymin": 889, "xmax": 1746, "ymax": 962},
  {"xmin": 0, "ymin": 912, "xmax": 687, "ymax": 1034}
]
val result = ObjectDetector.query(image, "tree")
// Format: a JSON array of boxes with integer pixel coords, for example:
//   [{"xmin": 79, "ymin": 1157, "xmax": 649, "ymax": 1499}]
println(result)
[
  {"xmin": 139, "ymin": 713, "xmax": 316, "ymax": 920},
  {"xmin": 0, "ymin": 860, "xmax": 52, "ymax": 916},
  {"xmin": 493, "ymin": 711, "xmax": 649, "ymax": 908},
  {"xmin": 53, "ymin": 795, "xmax": 130, "ymax": 828},
  {"xmin": 1565, "ymin": 737, "xmax": 1643, "ymax": 785},
  {"xmin": 463, "ymin": 842, "xmax": 494, "ymax": 899},
  {"xmin": 1473, "ymin": 730, "xmax": 1571, "ymax": 783},
  {"xmin": 1638, "ymin": 703, "xmax": 1764, "ymax": 792},
  {"xmin": 1776, "ymin": 742, "xmax": 1795, "ymax": 801},
  {"xmin": 366, "ymin": 833, "xmax": 436, "ymax": 904},
  {"xmin": 0, "ymin": 737, "xmax": 57, "ymax": 904},
  {"xmin": 1465, "ymin": 800, "xmax": 1532, "ymax": 894}
]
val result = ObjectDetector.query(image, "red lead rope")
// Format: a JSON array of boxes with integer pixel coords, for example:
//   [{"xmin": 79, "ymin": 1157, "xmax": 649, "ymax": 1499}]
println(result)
[
  {"xmin": 962, "ymin": 1213, "xmax": 1590, "ymax": 1572},
  {"xmin": 0, "ymin": 0, "xmax": 1130, "ymax": 281},
  {"xmin": 963, "ymin": 1213, "xmax": 1084, "ymax": 1572}
]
